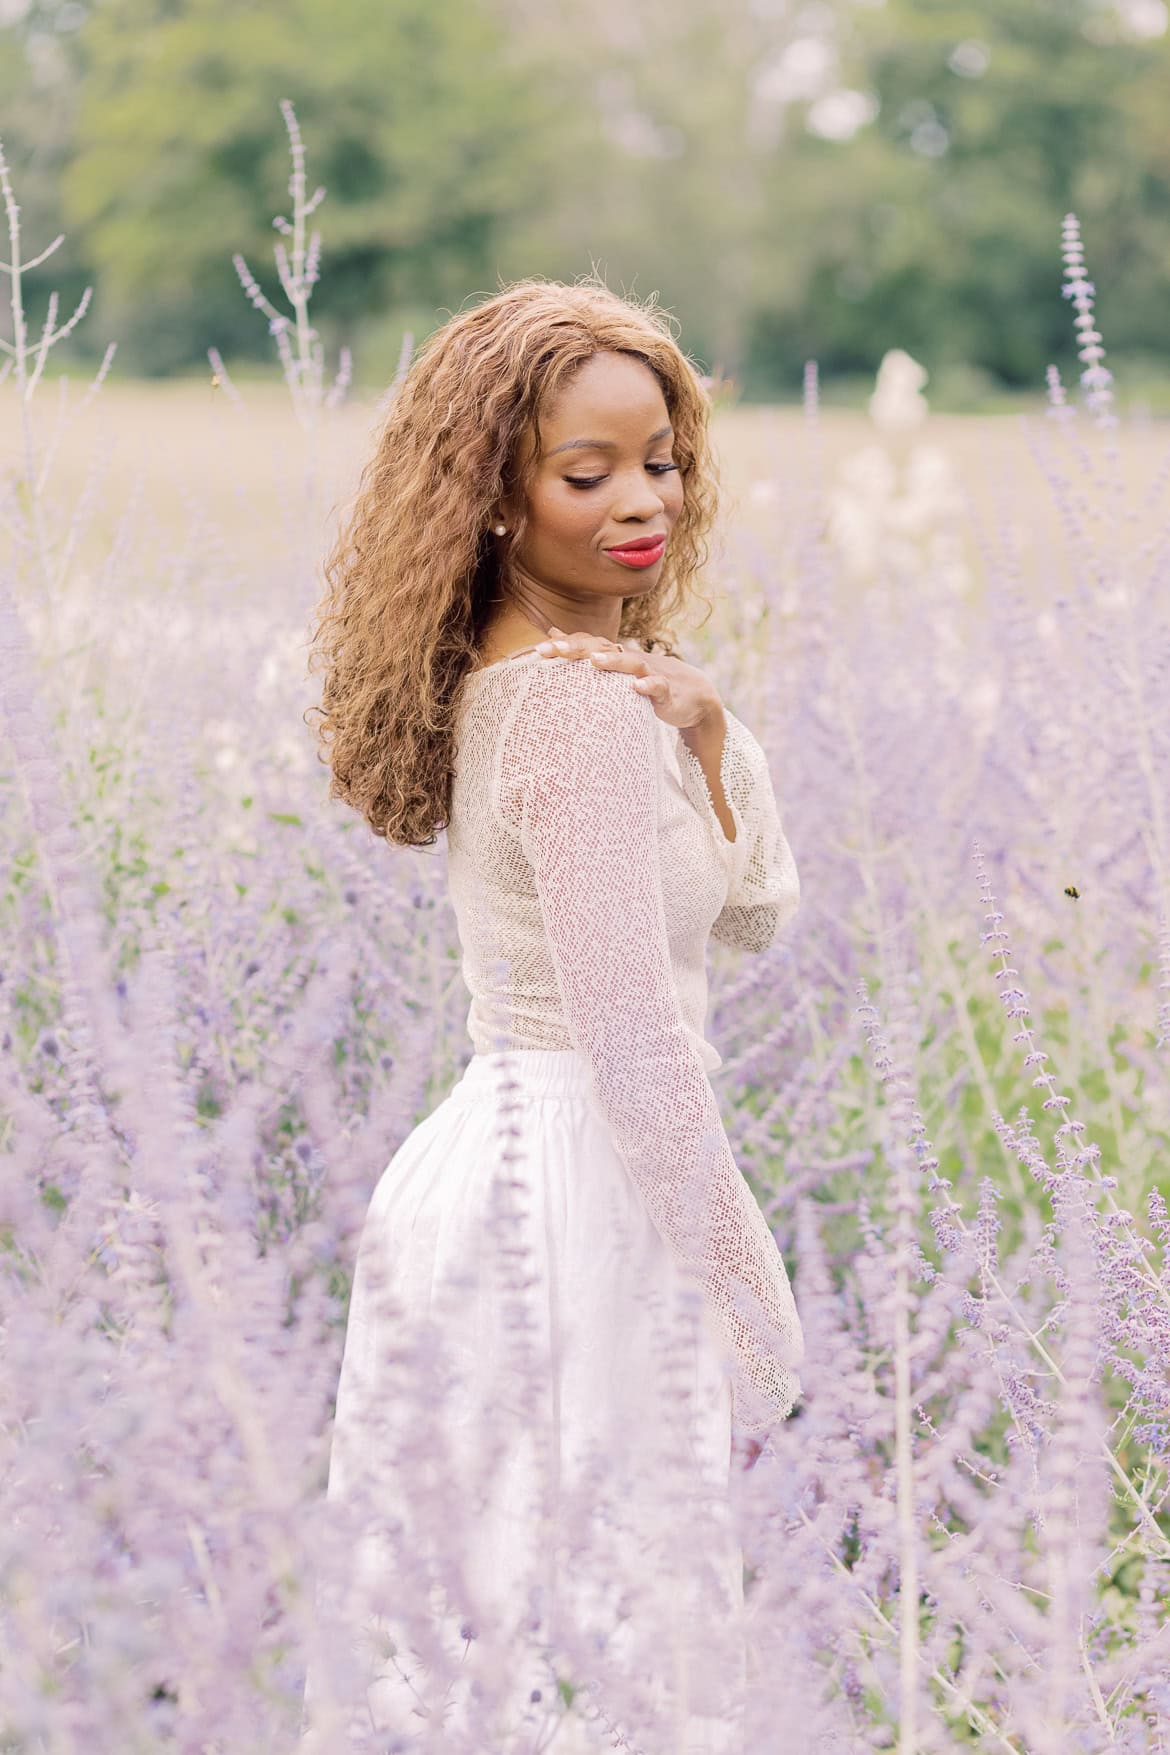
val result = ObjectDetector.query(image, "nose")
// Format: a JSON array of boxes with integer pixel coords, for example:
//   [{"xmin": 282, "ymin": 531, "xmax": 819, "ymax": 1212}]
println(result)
[{"xmin": 610, "ymin": 467, "xmax": 670, "ymax": 523}]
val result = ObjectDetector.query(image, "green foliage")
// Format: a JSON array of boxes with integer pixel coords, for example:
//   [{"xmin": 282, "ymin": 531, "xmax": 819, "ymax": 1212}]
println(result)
[
  {"xmin": 743, "ymin": 0, "xmax": 1170, "ymax": 392},
  {"xmin": 1, "ymin": 0, "xmax": 1167, "ymax": 389},
  {"xmin": 0, "ymin": 3, "xmax": 90, "ymax": 346},
  {"xmin": 58, "ymin": 0, "xmax": 564, "ymax": 371}
]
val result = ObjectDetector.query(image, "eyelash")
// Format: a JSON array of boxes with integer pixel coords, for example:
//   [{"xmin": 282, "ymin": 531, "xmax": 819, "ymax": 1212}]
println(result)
[{"xmin": 564, "ymin": 464, "xmax": 681, "ymax": 489}]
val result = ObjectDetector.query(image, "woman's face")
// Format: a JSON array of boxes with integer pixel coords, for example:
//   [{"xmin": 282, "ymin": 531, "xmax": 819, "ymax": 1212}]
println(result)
[{"xmin": 503, "ymin": 350, "xmax": 685, "ymax": 609}]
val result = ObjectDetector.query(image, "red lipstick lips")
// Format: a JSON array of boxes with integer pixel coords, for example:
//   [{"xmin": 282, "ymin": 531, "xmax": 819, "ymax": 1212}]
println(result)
[{"xmin": 604, "ymin": 534, "xmax": 667, "ymax": 569}]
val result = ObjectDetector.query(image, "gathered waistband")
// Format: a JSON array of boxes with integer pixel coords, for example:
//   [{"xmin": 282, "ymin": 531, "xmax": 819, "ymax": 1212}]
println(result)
[{"xmin": 447, "ymin": 1048, "xmax": 596, "ymax": 1104}]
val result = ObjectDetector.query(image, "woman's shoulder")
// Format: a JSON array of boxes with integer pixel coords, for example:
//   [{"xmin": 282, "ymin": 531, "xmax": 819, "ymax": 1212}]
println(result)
[
  {"xmin": 512, "ymin": 649, "xmax": 659, "ymax": 741},
  {"xmin": 483, "ymin": 653, "xmax": 661, "ymax": 810},
  {"xmin": 459, "ymin": 646, "xmax": 665, "ymax": 788}
]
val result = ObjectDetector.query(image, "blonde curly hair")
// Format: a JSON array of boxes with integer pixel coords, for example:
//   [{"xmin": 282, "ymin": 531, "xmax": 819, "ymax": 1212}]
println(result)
[{"xmin": 306, "ymin": 274, "xmax": 722, "ymax": 847}]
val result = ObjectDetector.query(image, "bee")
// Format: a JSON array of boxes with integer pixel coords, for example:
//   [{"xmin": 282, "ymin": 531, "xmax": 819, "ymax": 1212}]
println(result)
[{"xmin": 1064, "ymin": 885, "xmax": 1080, "ymax": 900}]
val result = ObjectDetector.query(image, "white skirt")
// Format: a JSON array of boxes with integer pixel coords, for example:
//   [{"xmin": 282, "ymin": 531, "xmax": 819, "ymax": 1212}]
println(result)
[{"xmin": 307, "ymin": 1048, "xmax": 747, "ymax": 1755}]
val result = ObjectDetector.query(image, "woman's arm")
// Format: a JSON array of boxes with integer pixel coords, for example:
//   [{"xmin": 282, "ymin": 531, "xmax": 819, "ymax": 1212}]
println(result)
[
  {"xmin": 677, "ymin": 707, "xmax": 800, "ymax": 953},
  {"xmin": 531, "ymin": 635, "xmax": 799, "ymax": 954},
  {"xmin": 502, "ymin": 659, "xmax": 804, "ymax": 1437},
  {"xmin": 679, "ymin": 705, "xmax": 737, "ymax": 844}
]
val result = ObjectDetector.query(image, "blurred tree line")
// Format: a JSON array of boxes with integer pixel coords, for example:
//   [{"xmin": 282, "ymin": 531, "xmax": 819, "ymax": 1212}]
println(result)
[{"xmin": 0, "ymin": 0, "xmax": 1166, "ymax": 400}]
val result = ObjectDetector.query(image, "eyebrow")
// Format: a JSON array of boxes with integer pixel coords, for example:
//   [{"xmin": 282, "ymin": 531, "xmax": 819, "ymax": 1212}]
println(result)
[{"xmin": 548, "ymin": 424, "xmax": 674, "ymax": 456}]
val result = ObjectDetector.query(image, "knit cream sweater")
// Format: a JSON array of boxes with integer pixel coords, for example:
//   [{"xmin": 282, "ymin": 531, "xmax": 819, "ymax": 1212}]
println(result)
[{"xmin": 447, "ymin": 645, "xmax": 805, "ymax": 1435}]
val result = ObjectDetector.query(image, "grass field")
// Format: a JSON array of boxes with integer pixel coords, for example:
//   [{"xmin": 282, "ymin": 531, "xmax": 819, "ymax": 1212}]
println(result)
[{"xmin": 16, "ymin": 375, "xmax": 1170, "ymax": 616}]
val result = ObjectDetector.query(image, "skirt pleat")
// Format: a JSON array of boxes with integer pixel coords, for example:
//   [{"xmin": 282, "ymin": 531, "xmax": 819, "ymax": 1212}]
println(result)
[{"xmin": 308, "ymin": 1049, "xmax": 747, "ymax": 1755}]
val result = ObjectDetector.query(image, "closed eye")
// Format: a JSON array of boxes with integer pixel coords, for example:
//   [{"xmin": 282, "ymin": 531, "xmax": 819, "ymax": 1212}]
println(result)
[{"xmin": 565, "ymin": 464, "xmax": 681, "ymax": 489}]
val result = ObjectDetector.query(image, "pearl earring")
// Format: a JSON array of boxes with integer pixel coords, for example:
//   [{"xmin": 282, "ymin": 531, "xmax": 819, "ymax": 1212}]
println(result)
[{"xmin": 493, "ymin": 523, "xmax": 507, "ymax": 536}]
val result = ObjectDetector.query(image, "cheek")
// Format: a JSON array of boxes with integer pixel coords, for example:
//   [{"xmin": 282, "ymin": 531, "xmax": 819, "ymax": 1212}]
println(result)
[{"xmin": 527, "ymin": 487, "xmax": 599, "ymax": 546}]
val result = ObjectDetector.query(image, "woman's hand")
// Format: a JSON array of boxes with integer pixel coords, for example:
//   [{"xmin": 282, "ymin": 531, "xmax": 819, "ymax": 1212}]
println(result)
[{"xmin": 536, "ymin": 624, "xmax": 722, "ymax": 733}]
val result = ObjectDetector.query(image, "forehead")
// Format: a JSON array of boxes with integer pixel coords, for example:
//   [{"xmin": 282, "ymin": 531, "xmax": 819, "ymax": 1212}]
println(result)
[{"xmin": 526, "ymin": 352, "xmax": 670, "ymax": 461}]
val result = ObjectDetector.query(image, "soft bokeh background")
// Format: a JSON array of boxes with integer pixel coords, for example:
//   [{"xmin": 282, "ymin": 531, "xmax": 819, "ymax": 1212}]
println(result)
[{"xmin": 0, "ymin": 0, "xmax": 1167, "ymax": 406}]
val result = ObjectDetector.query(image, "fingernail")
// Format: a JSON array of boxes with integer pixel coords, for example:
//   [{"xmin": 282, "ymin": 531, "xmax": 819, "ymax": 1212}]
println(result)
[
  {"xmin": 553, "ymin": 640, "xmax": 569, "ymax": 652},
  {"xmin": 592, "ymin": 651, "xmax": 614, "ymax": 663},
  {"xmin": 536, "ymin": 641, "xmax": 556, "ymax": 654}
]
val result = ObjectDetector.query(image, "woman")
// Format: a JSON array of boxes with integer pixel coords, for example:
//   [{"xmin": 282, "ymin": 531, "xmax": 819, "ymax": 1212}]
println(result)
[{"xmin": 304, "ymin": 278, "xmax": 804, "ymax": 1754}]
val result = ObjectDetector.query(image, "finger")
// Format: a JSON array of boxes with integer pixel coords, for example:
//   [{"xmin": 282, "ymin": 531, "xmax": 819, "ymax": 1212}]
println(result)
[
  {"xmin": 544, "ymin": 633, "xmax": 623, "ymax": 662},
  {"xmin": 537, "ymin": 632, "xmax": 589, "ymax": 660},
  {"xmin": 632, "ymin": 675, "xmax": 665, "ymax": 695}
]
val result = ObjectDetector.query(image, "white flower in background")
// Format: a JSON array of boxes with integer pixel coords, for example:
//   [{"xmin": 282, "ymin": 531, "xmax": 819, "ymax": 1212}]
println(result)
[
  {"xmin": 202, "ymin": 717, "xmax": 243, "ymax": 776},
  {"xmin": 904, "ymin": 443, "xmax": 959, "ymax": 504},
  {"xmin": 829, "ymin": 350, "xmax": 970, "ymax": 595},
  {"xmin": 869, "ymin": 349, "xmax": 930, "ymax": 433},
  {"xmin": 828, "ymin": 445, "xmax": 897, "ymax": 578}
]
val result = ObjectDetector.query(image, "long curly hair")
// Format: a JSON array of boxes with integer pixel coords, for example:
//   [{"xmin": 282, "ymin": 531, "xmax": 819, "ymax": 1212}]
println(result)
[{"xmin": 306, "ymin": 274, "xmax": 722, "ymax": 848}]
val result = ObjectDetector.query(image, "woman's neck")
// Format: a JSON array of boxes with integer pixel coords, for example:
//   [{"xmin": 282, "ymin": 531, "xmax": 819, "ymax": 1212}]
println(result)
[{"xmin": 475, "ymin": 606, "xmax": 554, "ymax": 666}]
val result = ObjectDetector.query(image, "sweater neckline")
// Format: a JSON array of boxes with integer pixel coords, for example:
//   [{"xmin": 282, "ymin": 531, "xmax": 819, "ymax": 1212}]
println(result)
[
  {"xmin": 463, "ymin": 636, "xmax": 655, "ymax": 685},
  {"xmin": 462, "ymin": 646, "xmax": 549, "ymax": 683}
]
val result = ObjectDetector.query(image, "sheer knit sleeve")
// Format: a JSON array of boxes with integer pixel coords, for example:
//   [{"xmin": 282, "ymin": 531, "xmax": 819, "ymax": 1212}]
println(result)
[
  {"xmin": 676, "ymin": 708, "xmax": 800, "ymax": 953},
  {"xmin": 503, "ymin": 661, "xmax": 804, "ymax": 1436}
]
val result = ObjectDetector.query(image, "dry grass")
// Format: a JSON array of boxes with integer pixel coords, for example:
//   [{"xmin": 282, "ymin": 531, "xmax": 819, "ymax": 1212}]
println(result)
[{"xmin": 5, "ymin": 377, "xmax": 1167, "ymax": 601}]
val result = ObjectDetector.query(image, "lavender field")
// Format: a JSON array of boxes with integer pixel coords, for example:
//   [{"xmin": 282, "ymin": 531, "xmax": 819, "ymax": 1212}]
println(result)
[{"xmin": 2, "ymin": 119, "xmax": 1170, "ymax": 1754}]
